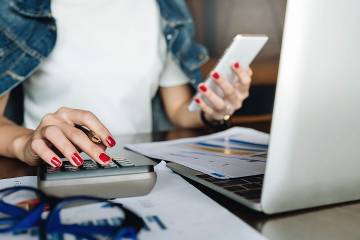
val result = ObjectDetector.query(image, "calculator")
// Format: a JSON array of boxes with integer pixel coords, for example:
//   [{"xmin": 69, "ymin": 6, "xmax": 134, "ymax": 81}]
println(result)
[{"xmin": 38, "ymin": 151, "xmax": 157, "ymax": 199}]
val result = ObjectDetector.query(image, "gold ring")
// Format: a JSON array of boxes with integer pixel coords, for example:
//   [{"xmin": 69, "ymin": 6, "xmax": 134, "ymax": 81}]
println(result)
[
  {"xmin": 223, "ymin": 103, "xmax": 232, "ymax": 121},
  {"xmin": 223, "ymin": 114, "xmax": 231, "ymax": 121}
]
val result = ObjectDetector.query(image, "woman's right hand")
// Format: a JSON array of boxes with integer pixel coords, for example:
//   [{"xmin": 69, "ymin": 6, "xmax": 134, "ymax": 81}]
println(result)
[{"xmin": 15, "ymin": 107, "xmax": 116, "ymax": 168}]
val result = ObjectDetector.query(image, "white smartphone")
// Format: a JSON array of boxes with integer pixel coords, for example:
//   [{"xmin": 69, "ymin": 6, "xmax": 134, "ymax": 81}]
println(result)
[{"xmin": 188, "ymin": 34, "xmax": 268, "ymax": 111}]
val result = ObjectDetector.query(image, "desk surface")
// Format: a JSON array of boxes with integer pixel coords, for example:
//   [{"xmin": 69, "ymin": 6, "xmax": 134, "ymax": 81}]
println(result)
[{"xmin": 1, "ymin": 122, "xmax": 360, "ymax": 240}]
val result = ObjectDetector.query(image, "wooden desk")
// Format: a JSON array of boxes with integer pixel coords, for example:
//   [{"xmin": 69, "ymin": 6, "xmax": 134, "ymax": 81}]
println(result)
[{"xmin": 1, "ymin": 122, "xmax": 360, "ymax": 240}]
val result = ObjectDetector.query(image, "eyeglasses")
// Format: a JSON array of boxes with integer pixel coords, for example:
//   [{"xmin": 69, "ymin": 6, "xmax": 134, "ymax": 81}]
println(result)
[{"xmin": 0, "ymin": 186, "xmax": 144, "ymax": 240}]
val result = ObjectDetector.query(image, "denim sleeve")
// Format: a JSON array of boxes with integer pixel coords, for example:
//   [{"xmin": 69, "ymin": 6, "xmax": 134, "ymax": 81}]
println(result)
[
  {"xmin": 0, "ymin": 0, "xmax": 56, "ymax": 96},
  {"xmin": 157, "ymin": 0, "xmax": 209, "ymax": 89}
]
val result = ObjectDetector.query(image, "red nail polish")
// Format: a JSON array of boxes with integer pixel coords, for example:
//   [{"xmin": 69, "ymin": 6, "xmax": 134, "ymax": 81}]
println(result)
[
  {"xmin": 212, "ymin": 72, "xmax": 220, "ymax": 80},
  {"xmin": 71, "ymin": 153, "xmax": 84, "ymax": 166},
  {"xmin": 195, "ymin": 97, "xmax": 201, "ymax": 104},
  {"xmin": 99, "ymin": 153, "xmax": 111, "ymax": 163},
  {"xmin": 199, "ymin": 84, "xmax": 207, "ymax": 92},
  {"xmin": 106, "ymin": 136, "xmax": 116, "ymax": 147},
  {"xmin": 234, "ymin": 62, "xmax": 240, "ymax": 69},
  {"xmin": 51, "ymin": 157, "xmax": 62, "ymax": 167}
]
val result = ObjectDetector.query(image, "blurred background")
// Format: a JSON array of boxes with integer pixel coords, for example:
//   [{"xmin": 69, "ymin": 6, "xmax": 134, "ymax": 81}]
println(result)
[{"xmin": 188, "ymin": 0, "xmax": 287, "ymax": 124}]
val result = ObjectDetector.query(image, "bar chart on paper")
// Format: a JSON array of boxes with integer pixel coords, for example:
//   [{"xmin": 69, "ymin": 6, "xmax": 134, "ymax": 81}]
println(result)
[{"xmin": 126, "ymin": 127, "xmax": 269, "ymax": 179}]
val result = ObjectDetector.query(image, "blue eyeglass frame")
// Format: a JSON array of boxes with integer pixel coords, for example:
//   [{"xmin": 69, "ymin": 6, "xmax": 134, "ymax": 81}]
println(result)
[{"xmin": 0, "ymin": 186, "xmax": 144, "ymax": 240}]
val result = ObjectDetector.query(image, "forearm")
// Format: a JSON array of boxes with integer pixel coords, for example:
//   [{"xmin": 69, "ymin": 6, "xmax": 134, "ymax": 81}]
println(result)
[
  {"xmin": 0, "ymin": 116, "xmax": 33, "ymax": 160},
  {"xmin": 160, "ymin": 85, "xmax": 206, "ymax": 129},
  {"xmin": 170, "ymin": 100, "xmax": 204, "ymax": 129}
]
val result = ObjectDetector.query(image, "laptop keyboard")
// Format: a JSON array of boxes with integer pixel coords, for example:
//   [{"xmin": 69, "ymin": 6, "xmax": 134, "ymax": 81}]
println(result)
[{"xmin": 196, "ymin": 174, "xmax": 264, "ymax": 202}]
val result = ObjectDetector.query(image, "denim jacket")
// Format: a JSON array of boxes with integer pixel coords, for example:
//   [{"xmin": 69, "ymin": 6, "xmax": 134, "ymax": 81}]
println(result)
[{"xmin": 0, "ymin": 0, "xmax": 209, "ymax": 97}]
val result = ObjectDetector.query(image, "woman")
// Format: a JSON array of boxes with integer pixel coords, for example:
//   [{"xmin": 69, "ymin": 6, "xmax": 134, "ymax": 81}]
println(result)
[{"xmin": 0, "ymin": 0, "xmax": 252, "ymax": 168}]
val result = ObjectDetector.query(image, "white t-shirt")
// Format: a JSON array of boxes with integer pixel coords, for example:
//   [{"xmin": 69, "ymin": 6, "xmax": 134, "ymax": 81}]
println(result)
[{"xmin": 24, "ymin": 0, "xmax": 189, "ymax": 134}]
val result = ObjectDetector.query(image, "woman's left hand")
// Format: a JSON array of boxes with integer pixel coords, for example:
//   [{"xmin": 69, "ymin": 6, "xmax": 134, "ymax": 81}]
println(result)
[{"xmin": 195, "ymin": 62, "xmax": 253, "ymax": 121}]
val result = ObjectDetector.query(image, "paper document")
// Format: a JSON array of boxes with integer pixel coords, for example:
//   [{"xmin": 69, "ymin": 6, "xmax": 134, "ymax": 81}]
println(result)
[
  {"xmin": 0, "ymin": 176, "xmax": 39, "ymax": 240},
  {"xmin": 0, "ymin": 176, "xmax": 38, "ymax": 206},
  {"xmin": 0, "ymin": 162, "xmax": 266, "ymax": 240},
  {"xmin": 57, "ymin": 162, "xmax": 266, "ymax": 240},
  {"xmin": 119, "ymin": 161, "xmax": 267, "ymax": 240},
  {"xmin": 126, "ymin": 127, "xmax": 269, "ymax": 179},
  {"xmin": 0, "ymin": 176, "xmax": 37, "ymax": 189}
]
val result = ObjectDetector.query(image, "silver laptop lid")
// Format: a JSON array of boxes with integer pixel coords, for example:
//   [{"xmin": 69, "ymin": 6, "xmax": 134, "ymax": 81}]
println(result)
[{"xmin": 262, "ymin": 0, "xmax": 360, "ymax": 213}]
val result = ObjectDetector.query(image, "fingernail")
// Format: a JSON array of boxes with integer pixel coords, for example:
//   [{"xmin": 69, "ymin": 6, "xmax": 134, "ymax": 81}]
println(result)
[
  {"xmin": 99, "ymin": 153, "xmax": 111, "ymax": 163},
  {"xmin": 71, "ymin": 153, "xmax": 84, "ymax": 166},
  {"xmin": 233, "ymin": 62, "xmax": 240, "ymax": 69},
  {"xmin": 51, "ymin": 157, "xmax": 62, "ymax": 167},
  {"xmin": 106, "ymin": 136, "xmax": 116, "ymax": 147},
  {"xmin": 212, "ymin": 72, "xmax": 220, "ymax": 80},
  {"xmin": 199, "ymin": 84, "xmax": 207, "ymax": 92},
  {"xmin": 195, "ymin": 97, "xmax": 201, "ymax": 104}
]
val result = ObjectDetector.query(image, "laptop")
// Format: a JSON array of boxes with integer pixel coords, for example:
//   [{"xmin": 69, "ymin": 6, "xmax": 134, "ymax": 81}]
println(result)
[{"xmin": 167, "ymin": 0, "xmax": 360, "ymax": 214}]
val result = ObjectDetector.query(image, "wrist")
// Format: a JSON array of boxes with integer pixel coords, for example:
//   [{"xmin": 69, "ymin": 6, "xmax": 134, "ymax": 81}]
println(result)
[
  {"xmin": 200, "ymin": 111, "xmax": 231, "ymax": 130},
  {"xmin": 10, "ymin": 130, "xmax": 33, "ymax": 160}
]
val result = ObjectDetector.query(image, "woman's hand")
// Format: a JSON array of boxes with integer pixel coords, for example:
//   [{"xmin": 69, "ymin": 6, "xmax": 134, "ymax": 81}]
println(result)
[
  {"xmin": 194, "ymin": 62, "xmax": 253, "ymax": 121},
  {"xmin": 15, "ymin": 107, "xmax": 116, "ymax": 167}
]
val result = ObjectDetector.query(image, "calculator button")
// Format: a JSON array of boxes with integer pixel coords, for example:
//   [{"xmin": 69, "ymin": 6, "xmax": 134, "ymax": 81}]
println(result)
[
  {"xmin": 62, "ymin": 162, "xmax": 80, "ymax": 172},
  {"xmin": 47, "ymin": 167, "xmax": 61, "ymax": 174},
  {"xmin": 81, "ymin": 160, "xmax": 98, "ymax": 170},
  {"xmin": 120, "ymin": 162, "xmax": 135, "ymax": 167},
  {"xmin": 102, "ymin": 160, "xmax": 119, "ymax": 169},
  {"xmin": 113, "ymin": 159, "xmax": 135, "ymax": 167}
]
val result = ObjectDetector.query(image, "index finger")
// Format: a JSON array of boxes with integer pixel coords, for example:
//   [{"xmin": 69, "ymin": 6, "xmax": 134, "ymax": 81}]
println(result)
[{"xmin": 55, "ymin": 107, "xmax": 116, "ymax": 148}]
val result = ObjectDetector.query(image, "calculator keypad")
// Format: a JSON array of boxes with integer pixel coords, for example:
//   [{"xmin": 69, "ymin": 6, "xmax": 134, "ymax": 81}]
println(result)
[{"xmin": 46, "ymin": 158, "xmax": 136, "ymax": 174}]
